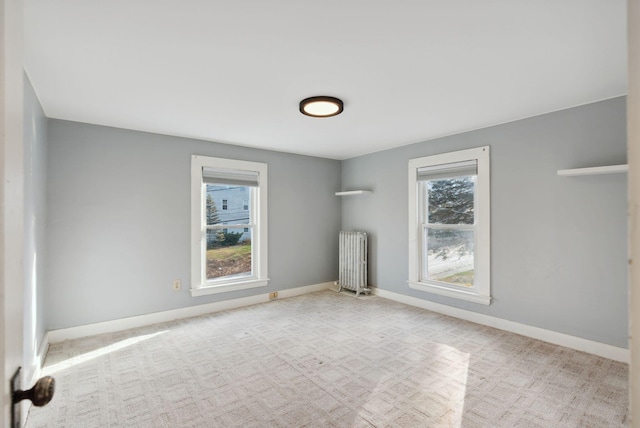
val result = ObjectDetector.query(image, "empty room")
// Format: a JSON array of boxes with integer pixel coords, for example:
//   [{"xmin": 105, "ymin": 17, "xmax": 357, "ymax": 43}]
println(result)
[{"xmin": 2, "ymin": 0, "xmax": 638, "ymax": 427}]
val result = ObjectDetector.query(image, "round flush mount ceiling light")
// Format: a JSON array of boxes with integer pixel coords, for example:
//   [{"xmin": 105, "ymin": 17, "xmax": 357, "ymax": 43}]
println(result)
[{"xmin": 299, "ymin": 96, "xmax": 344, "ymax": 118}]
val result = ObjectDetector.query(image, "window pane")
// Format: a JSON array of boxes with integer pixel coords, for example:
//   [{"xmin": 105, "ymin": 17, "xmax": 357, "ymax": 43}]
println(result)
[
  {"xmin": 425, "ymin": 228, "xmax": 474, "ymax": 287},
  {"xmin": 206, "ymin": 184, "xmax": 251, "ymax": 226},
  {"xmin": 206, "ymin": 183, "xmax": 253, "ymax": 281},
  {"xmin": 207, "ymin": 227, "xmax": 252, "ymax": 281},
  {"xmin": 427, "ymin": 176, "xmax": 475, "ymax": 225}
]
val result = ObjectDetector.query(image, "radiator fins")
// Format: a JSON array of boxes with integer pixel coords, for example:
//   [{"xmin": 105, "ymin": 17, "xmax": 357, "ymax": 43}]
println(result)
[{"xmin": 338, "ymin": 231, "xmax": 369, "ymax": 296}]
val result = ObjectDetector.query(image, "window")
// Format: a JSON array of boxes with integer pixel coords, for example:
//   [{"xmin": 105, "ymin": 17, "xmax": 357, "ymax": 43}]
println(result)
[
  {"xmin": 408, "ymin": 146, "xmax": 490, "ymax": 305},
  {"xmin": 243, "ymin": 200, "xmax": 249, "ymax": 210},
  {"xmin": 191, "ymin": 155, "xmax": 268, "ymax": 296}
]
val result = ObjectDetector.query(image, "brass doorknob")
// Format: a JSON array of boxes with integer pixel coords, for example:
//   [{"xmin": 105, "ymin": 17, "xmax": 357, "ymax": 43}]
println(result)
[{"xmin": 13, "ymin": 376, "xmax": 55, "ymax": 407}]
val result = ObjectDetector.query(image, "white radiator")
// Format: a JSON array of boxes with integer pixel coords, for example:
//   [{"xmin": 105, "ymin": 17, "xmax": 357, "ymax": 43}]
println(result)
[{"xmin": 338, "ymin": 231, "xmax": 370, "ymax": 296}]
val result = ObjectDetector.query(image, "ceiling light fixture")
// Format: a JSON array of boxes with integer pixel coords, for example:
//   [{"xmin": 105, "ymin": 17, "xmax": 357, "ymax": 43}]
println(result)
[{"xmin": 299, "ymin": 96, "xmax": 344, "ymax": 118}]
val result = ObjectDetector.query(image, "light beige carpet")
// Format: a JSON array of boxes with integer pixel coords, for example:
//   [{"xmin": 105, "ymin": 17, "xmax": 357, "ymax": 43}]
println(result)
[{"xmin": 26, "ymin": 290, "xmax": 628, "ymax": 427}]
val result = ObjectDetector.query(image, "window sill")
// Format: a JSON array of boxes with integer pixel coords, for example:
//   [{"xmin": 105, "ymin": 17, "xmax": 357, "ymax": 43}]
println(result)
[
  {"xmin": 408, "ymin": 281, "xmax": 491, "ymax": 305},
  {"xmin": 191, "ymin": 278, "xmax": 269, "ymax": 297}
]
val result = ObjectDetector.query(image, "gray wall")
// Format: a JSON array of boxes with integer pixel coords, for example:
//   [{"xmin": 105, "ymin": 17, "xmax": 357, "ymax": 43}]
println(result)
[
  {"xmin": 23, "ymin": 74, "xmax": 48, "ymax": 378},
  {"xmin": 44, "ymin": 97, "xmax": 628, "ymax": 348},
  {"xmin": 46, "ymin": 120, "xmax": 341, "ymax": 329},
  {"xmin": 342, "ymin": 97, "xmax": 628, "ymax": 348}
]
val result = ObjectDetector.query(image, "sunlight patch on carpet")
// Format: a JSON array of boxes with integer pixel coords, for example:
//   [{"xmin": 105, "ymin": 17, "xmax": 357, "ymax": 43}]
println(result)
[{"xmin": 44, "ymin": 331, "xmax": 168, "ymax": 375}]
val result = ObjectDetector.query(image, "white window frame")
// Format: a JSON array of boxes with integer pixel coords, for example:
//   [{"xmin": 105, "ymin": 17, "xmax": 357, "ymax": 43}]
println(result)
[
  {"xmin": 191, "ymin": 155, "xmax": 268, "ymax": 296},
  {"xmin": 408, "ymin": 146, "xmax": 491, "ymax": 305}
]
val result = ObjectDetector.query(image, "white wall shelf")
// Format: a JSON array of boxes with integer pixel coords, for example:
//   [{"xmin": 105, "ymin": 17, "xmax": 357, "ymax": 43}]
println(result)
[
  {"xmin": 335, "ymin": 190, "xmax": 372, "ymax": 196},
  {"xmin": 557, "ymin": 164, "xmax": 628, "ymax": 177}
]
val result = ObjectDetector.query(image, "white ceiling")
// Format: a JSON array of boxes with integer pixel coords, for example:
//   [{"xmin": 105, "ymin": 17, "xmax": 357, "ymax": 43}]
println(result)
[{"xmin": 23, "ymin": 1, "xmax": 627, "ymax": 160}]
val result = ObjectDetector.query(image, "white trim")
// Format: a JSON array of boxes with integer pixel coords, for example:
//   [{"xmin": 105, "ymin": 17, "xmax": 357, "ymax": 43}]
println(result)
[
  {"xmin": 424, "ymin": 223, "xmax": 474, "ymax": 231},
  {"xmin": 335, "ymin": 190, "xmax": 372, "ymax": 196},
  {"xmin": 276, "ymin": 281, "xmax": 334, "ymax": 298},
  {"xmin": 190, "ymin": 278, "xmax": 269, "ymax": 297},
  {"xmin": 408, "ymin": 146, "xmax": 491, "ymax": 304},
  {"xmin": 47, "ymin": 282, "xmax": 333, "ymax": 343},
  {"xmin": 557, "ymin": 164, "xmax": 627, "ymax": 176},
  {"xmin": 374, "ymin": 288, "xmax": 629, "ymax": 363},
  {"xmin": 191, "ymin": 155, "xmax": 268, "ymax": 293},
  {"xmin": 408, "ymin": 281, "xmax": 491, "ymax": 305}
]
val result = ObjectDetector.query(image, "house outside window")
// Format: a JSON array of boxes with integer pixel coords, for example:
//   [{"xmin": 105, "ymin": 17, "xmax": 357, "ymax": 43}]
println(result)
[
  {"xmin": 408, "ymin": 146, "xmax": 491, "ymax": 305},
  {"xmin": 207, "ymin": 186, "xmax": 251, "ymax": 243},
  {"xmin": 191, "ymin": 155, "xmax": 268, "ymax": 296}
]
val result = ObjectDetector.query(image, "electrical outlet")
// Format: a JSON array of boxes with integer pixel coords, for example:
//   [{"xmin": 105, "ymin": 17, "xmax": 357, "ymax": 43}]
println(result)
[
  {"xmin": 172, "ymin": 280, "xmax": 181, "ymax": 291},
  {"xmin": 269, "ymin": 292, "xmax": 278, "ymax": 299}
]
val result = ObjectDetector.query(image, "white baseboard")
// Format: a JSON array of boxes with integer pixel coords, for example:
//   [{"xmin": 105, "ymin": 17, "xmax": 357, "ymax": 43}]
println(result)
[
  {"xmin": 276, "ymin": 281, "xmax": 334, "ymax": 299},
  {"xmin": 373, "ymin": 288, "xmax": 629, "ymax": 363},
  {"xmin": 47, "ymin": 282, "xmax": 333, "ymax": 343},
  {"xmin": 44, "ymin": 281, "xmax": 626, "ymax": 363}
]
